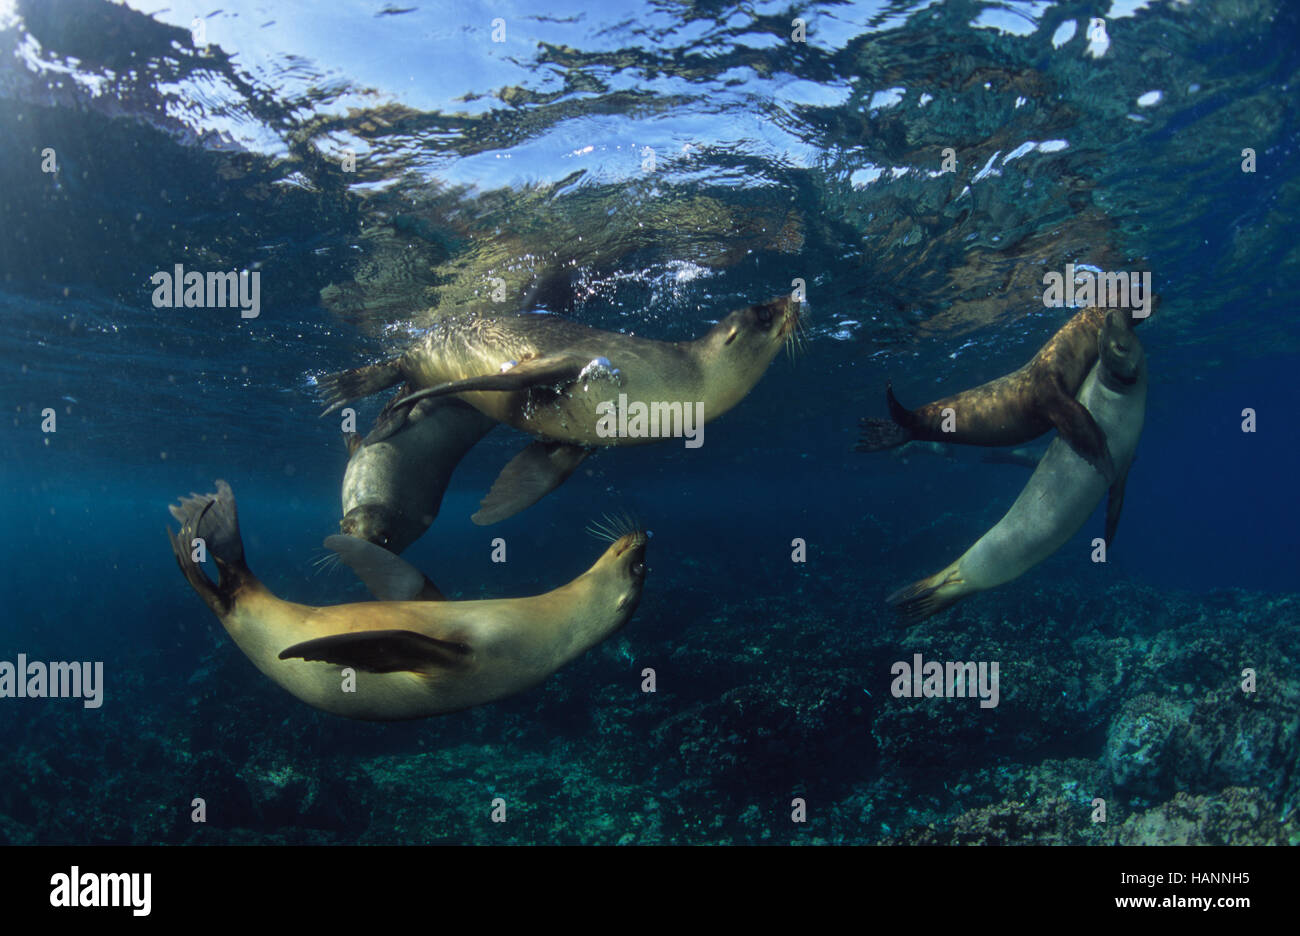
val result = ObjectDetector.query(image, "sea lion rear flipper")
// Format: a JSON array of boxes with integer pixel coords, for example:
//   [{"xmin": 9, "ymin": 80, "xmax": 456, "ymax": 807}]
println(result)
[
  {"xmin": 343, "ymin": 432, "xmax": 362, "ymax": 456},
  {"xmin": 390, "ymin": 354, "xmax": 593, "ymax": 410},
  {"xmin": 472, "ymin": 442, "xmax": 592, "ymax": 525},
  {"xmin": 323, "ymin": 534, "xmax": 445, "ymax": 601},
  {"xmin": 855, "ymin": 383, "xmax": 914, "ymax": 452},
  {"xmin": 167, "ymin": 480, "xmax": 250, "ymax": 616},
  {"xmin": 1044, "ymin": 383, "xmax": 1117, "ymax": 483},
  {"xmin": 1104, "ymin": 467, "xmax": 1130, "ymax": 546},
  {"xmin": 886, "ymin": 564, "xmax": 964, "ymax": 623},
  {"xmin": 318, "ymin": 359, "xmax": 405, "ymax": 416},
  {"xmin": 278, "ymin": 630, "xmax": 469, "ymax": 673}
]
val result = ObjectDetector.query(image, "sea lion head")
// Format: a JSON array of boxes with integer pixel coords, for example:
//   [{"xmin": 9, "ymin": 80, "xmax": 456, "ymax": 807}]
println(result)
[
  {"xmin": 340, "ymin": 503, "xmax": 418, "ymax": 553},
  {"xmin": 699, "ymin": 295, "xmax": 802, "ymax": 400},
  {"xmin": 1097, "ymin": 308, "xmax": 1145, "ymax": 389},
  {"xmin": 583, "ymin": 516, "xmax": 650, "ymax": 626}
]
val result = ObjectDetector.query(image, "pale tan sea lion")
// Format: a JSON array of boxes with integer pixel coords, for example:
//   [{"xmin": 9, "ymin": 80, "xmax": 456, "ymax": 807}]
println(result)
[
  {"xmin": 168, "ymin": 481, "xmax": 647, "ymax": 720},
  {"xmin": 317, "ymin": 297, "xmax": 801, "ymax": 522}
]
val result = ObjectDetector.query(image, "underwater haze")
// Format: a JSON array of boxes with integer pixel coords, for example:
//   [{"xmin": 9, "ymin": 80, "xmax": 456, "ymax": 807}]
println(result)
[{"xmin": 1, "ymin": 0, "xmax": 1298, "ymax": 845}]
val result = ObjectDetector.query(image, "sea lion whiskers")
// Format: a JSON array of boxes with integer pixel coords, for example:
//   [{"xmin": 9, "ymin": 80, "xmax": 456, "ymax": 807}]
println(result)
[
  {"xmin": 586, "ymin": 510, "xmax": 643, "ymax": 544},
  {"xmin": 782, "ymin": 302, "xmax": 808, "ymax": 362},
  {"xmin": 309, "ymin": 548, "xmax": 343, "ymax": 577}
]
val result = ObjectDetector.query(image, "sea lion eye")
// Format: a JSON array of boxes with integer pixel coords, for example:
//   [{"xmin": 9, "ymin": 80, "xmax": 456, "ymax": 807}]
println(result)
[
  {"xmin": 755, "ymin": 304, "xmax": 773, "ymax": 326},
  {"xmin": 632, "ymin": 560, "xmax": 645, "ymax": 577}
]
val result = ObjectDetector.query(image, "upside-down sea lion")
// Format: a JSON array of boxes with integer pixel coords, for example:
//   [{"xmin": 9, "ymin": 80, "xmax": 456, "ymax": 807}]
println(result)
[
  {"xmin": 887, "ymin": 309, "xmax": 1146, "ymax": 622},
  {"xmin": 339, "ymin": 388, "xmax": 494, "ymax": 556},
  {"xmin": 857, "ymin": 305, "xmax": 1145, "ymax": 480},
  {"xmin": 317, "ymin": 297, "xmax": 801, "ymax": 522},
  {"xmin": 167, "ymin": 481, "xmax": 648, "ymax": 720}
]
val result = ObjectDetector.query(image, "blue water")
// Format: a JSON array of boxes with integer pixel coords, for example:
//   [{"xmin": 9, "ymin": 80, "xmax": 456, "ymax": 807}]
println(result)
[{"xmin": 1, "ymin": 0, "xmax": 1297, "ymax": 844}]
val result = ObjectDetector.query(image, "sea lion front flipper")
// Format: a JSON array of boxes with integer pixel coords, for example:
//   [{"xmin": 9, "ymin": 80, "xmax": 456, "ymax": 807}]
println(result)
[
  {"xmin": 323, "ymin": 534, "xmax": 445, "ymax": 601},
  {"xmin": 391, "ymin": 354, "xmax": 593, "ymax": 410},
  {"xmin": 1043, "ymin": 382, "xmax": 1117, "ymax": 482},
  {"xmin": 1104, "ymin": 467, "xmax": 1130, "ymax": 546},
  {"xmin": 278, "ymin": 630, "xmax": 469, "ymax": 673},
  {"xmin": 471, "ymin": 442, "xmax": 592, "ymax": 526}
]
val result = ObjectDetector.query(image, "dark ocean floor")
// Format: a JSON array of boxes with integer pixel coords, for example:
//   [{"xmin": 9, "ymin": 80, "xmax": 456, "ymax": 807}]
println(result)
[{"xmin": 3, "ymin": 574, "xmax": 1296, "ymax": 845}]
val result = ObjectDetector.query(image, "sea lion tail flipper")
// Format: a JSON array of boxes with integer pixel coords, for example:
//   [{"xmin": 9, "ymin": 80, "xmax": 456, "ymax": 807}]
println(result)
[
  {"xmin": 343, "ymin": 432, "xmax": 362, "ymax": 456},
  {"xmin": 1044, "ymin": 384, "xmax": 1118, "ymax": 483},
  {"xmin": 471, "ymin": 442, "xmax": 592, "ymax": 526},
  {"xmin": 886, "ymin": 563, "xmax": 965, "ymax": 623},
  {"xmin": 1104, "ymin": 467, "xmax": 1130, "ymax": 547},
  {"xmin": 855, "ymin": 383, "xmax": 914, "ymax": 452},
  {"xmin": 167, "ymin": 480, "xmax": 252, "ymax": 615},
  {"xmin": 318, "ymin": 359, "xmax": 405, "ymax": 416},
  {"xmin": 323, "ymin": 534, "xmax": 444, "ymax": 601},
  {"xmin": 278, "ymin": 630, "xmax": 470, "ymax": 674}
]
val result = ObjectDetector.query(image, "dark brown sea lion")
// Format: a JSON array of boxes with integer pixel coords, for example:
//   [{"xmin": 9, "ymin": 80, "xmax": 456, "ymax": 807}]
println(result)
[
  {"xmin": 339, "ymin": 388, "xmax": 494, "ymax": 554},
  {"xmin": 887, "ymin": 310, "xmax": 1147, "ymax": 622},
  {"xmin": 857, "ymin": 305, "xmax": 1145, "ymax": 479}
]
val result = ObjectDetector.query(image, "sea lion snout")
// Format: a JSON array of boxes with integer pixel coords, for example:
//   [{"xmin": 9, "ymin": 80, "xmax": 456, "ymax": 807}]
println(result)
[
  {"xmin": 341, "ymin": 504, "xmax": 397, "ymax": 550},
  {"xmin": 752, "ymin": 295, "xmax": 798, "ymax": 333},
  {"xmin": 1099, "ymin": 309, "xmax": 1144, "ymax": 386}
]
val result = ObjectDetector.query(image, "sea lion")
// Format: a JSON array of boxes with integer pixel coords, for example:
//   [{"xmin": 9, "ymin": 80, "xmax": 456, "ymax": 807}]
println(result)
[
  {"xmin": 317, "ymin": 296, "xmax": 801, "ymax": 521},
  {"xmin": 887, "ymin": 309, "xmax": 1146, "ymax": 622},
  {"xmin": 339, "ymin": 388, "xmax": 495, "ymax": 556},
  {"xmin": 167, "ymin": 481, "xmax": 648, "ymax": 721},
  {"xmin": 857, "ymin": 306, "xmax": 1145, "ymax": 480}
]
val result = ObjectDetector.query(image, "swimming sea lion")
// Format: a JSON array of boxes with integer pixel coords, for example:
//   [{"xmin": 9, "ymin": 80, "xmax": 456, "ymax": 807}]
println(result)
[
  {"xmin": 887, "ymin": 309, "xmax": 1146, "ymax": 622},
  {"xmin": 857, "ymin": 306, "xmax": 1144, "ymax": 480},
  {"xmin": 317, "ymin": 297, "xmax": 801, "ymax": 521},
  {"xmin": 339, "ymin": 388, "xmax": 495, "ymax": 555},
  {"xmin": 167, "ymin": 481, "xmax": 648, "ymax": 720}
]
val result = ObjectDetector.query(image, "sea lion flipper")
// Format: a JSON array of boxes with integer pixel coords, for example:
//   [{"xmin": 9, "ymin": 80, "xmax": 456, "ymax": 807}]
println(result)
[
  {"xmin": 391, "ymin": 354, "xmax": 592, "ymax": 412},
  {"xmin": 1104, "ymin": 468, "xmax": 1130, "ymax": 546},
  {"xmin": 886, "ymin": 564, "xmax": 964, "ymax": 623},
  {"xmin": 1045, "ymin": 384, "xmax": 1117, "ymax": 482},
  {"xmin": 278, "ymin": 630, "xmax": 470, "ymax": 674},
  {"xmin": 318, "ymin": 359, "xmax": 405, "ymax": 416},
  {"xmin": 472, "ymin": 442, "xmax": 592, "ymax": 526},
  {"xmin": 323, "ymin": 534, "xmax": 444, "ymax": 601},
  {"xmin": 855, "ymin": 383, "xmax": 914, "ymax": 452},
  {"xmin": 359, "ymin": 382, "xmax": 424, "ymax": 446}
]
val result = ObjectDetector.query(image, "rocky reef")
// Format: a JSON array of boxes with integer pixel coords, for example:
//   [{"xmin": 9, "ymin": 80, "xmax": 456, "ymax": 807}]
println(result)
[{"xmin": 2, "ymin": 578, "xmax": 1296, "ymax": 845}]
